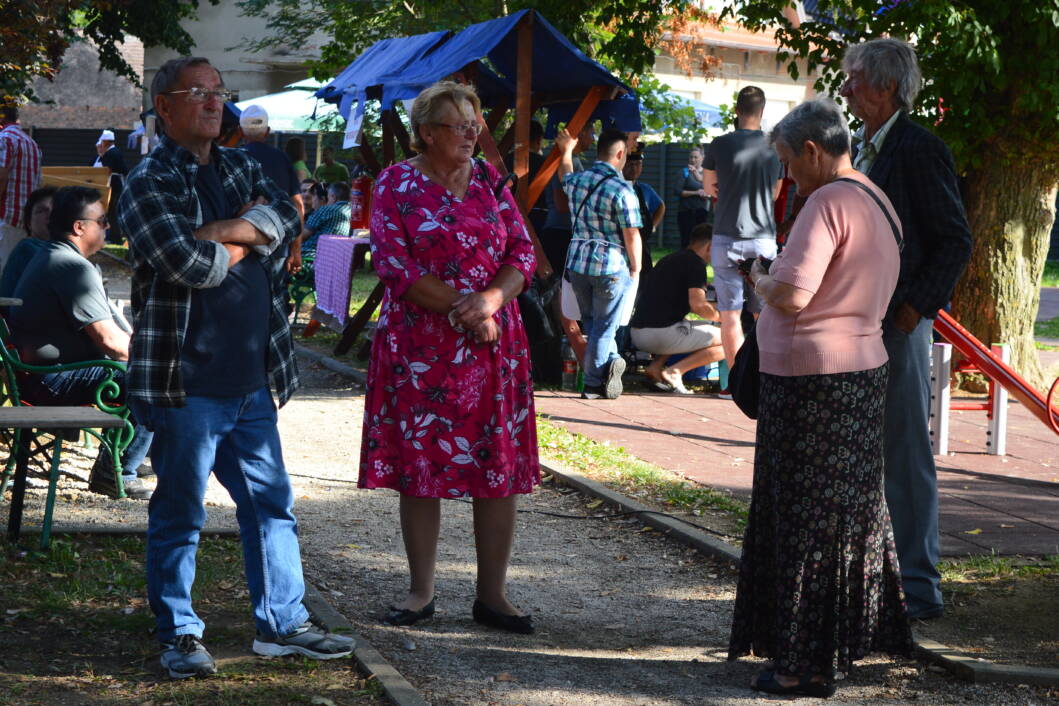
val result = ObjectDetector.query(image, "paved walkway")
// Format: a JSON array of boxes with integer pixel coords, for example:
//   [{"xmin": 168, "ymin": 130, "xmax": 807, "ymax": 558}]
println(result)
[{"xmin": 535, "ymin": 355, "xmax": 1059, "ymax": 557}]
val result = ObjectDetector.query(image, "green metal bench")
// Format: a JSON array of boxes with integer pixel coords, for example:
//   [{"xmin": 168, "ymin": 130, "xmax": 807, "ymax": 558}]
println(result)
[
  {"xmin": 289, "ymin": 250, "xmax": 316, "ymax": 326},
  {"xmin": 0, "ymin": 316, "xmax": 135, "ymax": 505}
]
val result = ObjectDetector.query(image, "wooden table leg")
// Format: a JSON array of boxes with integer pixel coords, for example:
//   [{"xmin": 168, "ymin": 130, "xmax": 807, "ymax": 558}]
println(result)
[
  {"xmin": 6, "ymin": 430, "xmax": 31, "ymax": 543},
  {"xmin": 334, "ymin": 281, "xmax": 385, "ymax": 356}
]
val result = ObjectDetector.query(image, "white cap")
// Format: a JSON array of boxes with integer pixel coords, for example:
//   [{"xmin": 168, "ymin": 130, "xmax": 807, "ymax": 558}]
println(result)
[
  {"xmin": 239, "ymin": 105, "xmax": 269, "ymax": 129},
  {"xmin": 96, "ymin": 129, "xmax": 115, "ymax": 146}
]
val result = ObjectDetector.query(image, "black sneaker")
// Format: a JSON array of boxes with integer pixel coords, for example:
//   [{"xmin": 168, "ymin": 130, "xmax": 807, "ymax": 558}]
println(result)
[
  {"xmin": 160, "ymin": 634, "xmax": 217, "ymax": 679},
  {"xmin": 603, "ymin": 357, "xmax": 626, "ymax": 399},
  {"xmin": 89, "ymin": 448, "xmax": 152, "ymax": 499},
  {"xmin": 88, "ymin": 470, "xmax": 152, "ymax": 500},
  {"xmin": 252, "ymin": 621, "xmax": 353, "ymax": 659},
  {"xmin": 581, "ymin": 385, "xmax": 604, "ymax": 400}
]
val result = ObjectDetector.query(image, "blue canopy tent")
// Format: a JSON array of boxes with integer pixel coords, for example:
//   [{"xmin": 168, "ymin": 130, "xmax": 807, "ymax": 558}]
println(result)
[
  {"xmin": 316, "ymin": 9, "xmax": 635, "ymax": 354},
  {"xmin": 316, "ymin": 9, "xmax": 638, "ymax": 214}
]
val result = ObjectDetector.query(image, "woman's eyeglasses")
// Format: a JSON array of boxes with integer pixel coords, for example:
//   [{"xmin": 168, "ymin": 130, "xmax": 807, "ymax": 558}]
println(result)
[
  {"xmin": 162, "ymin": 87, "xmax": 234, "ymax": 103},
  {"xmin": 433, "ymin": 122, "xmax": 483, "ymax": 138}
]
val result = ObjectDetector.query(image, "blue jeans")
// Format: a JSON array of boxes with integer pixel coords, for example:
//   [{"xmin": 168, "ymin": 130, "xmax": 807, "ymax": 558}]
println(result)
[
  {"xmin": 143, "ymin": 387, "xmax": 308, "ymax": 641},
  {"xmin": 23, "ymin": 366, "xmax": 152, "ymax": 480},
  {"xmin": 567, "ymin": 269, "xmax": 633, "ymax": 388},
  {"xmin": 882, "ymin": 315, "xmax": 943, "ymax": 613}
]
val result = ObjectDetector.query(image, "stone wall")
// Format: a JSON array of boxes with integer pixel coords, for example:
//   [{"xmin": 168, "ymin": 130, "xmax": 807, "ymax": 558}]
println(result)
[{"xmin": 20, "ymin": 38, "xmax": 144, "ymax": 131}]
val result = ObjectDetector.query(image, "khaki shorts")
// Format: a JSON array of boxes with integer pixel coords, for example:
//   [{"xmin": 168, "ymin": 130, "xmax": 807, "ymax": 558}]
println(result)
[{"xmin": 631, "ymin": 319, "xmax": 720, "ymax": 356}]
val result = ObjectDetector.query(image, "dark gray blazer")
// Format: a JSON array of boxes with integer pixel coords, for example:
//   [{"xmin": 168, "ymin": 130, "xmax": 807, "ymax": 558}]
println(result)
[{"xmin": 862, "ymin": 113, "xmax": 972, "ymax": 319}]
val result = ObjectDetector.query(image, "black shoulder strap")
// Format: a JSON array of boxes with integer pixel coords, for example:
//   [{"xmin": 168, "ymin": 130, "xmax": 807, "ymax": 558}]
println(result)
[
  {"xmin": 834, "ymin": 177, "xmax": 903, "ymax": 252},
  {"xmin": 571, "ymin": 171, "xmax": 616, "ymax": 229},
  {"xmin": 474, "ymin": 158, "xmax": 516, "ymax": 201}
]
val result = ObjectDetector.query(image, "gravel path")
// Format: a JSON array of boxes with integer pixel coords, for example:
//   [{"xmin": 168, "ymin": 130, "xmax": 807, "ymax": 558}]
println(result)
[{"xmin": 8, "ymin": 255, "xmax": 1053, "ymax": 705}]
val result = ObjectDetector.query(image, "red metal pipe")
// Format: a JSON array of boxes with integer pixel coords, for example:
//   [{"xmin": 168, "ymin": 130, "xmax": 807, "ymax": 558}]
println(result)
[{"xmin": 933, "ymin": 310, "xmax": 1059, "ymax": 434}]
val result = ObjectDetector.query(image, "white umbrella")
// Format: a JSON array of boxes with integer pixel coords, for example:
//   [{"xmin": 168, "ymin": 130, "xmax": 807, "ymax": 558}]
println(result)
[{"xmin": 236, "ymin": 79, "xmax": 340, "ymax": 132}]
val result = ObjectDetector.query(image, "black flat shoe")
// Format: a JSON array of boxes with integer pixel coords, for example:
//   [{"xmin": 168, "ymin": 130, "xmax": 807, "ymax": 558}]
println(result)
[
  {"xmin": 751, "ymin": 670, "xmax": 836, "ymax": 699},
  {"xmin": 383, "ymin": 597, "xmax": 435, "ymax": 626},
  {"xmin": 472, "ymin": 599, "xmax": 534, "ymax": 634}
]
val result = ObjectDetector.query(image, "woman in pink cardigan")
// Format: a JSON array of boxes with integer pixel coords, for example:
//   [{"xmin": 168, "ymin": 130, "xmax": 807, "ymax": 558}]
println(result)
[{"xmin": 727, "ymin": 99, "xmax": 914, "ymax": 698}]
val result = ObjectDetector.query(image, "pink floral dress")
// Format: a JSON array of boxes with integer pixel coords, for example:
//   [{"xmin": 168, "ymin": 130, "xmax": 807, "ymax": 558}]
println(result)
[{"xmin": 358, "ymin": 159, "xmax": 540, "ymax": 498}]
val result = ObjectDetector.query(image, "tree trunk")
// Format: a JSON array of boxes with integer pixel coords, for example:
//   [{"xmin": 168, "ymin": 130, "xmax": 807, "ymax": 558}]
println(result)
[{"xmin": 952, "ymin": 152, "xmax": 1057, "ymax": 388}]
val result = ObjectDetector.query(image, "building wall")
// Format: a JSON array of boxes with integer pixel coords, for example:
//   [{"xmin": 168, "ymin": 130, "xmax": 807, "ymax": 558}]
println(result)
[
  {"xmin": 654, "ymin": 26, "xmax": 818, "ymax": 131},
  {"xmin": 143, "ymin": 0, "xmax": 329, "ymax": 104},
  {"xmin": 20, "ymin": 39, "xmax": 144, "ymax": 131}
]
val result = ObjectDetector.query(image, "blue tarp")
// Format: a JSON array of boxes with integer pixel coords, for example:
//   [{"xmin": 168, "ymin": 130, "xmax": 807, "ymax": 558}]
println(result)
[
  {"xmin": 543, "ymin": 93, "xmax": 642, "ymax": 137},
  {"xmin": 316, "ymin": 30, "xmax": 451, "ymax": 106},
  {"xmin": 316, "ymin": 10, "xmax": 637, "ymax": 132}
]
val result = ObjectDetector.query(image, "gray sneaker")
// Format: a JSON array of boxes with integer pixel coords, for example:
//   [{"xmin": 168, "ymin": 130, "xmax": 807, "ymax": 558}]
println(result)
[
  {"xmin": 603, "ymin": 357, "xmax": 626, "ymax": 399},
  {"xmin": 252, "ymin": 621, "xmax": 353, "ymax": 659},
  {"xmin": 160, "ymin": 634, "xmax": 217, "ymax": 679}
]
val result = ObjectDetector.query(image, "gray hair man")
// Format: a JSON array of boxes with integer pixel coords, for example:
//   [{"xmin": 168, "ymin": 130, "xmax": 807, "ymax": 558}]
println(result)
[
  {"xmin": 117, "ymin": 56, "xmax": 351, "ymax": 679},
  {"xmin": 840, "ymin": 38, "xmax": 972, "ymax": 620}
]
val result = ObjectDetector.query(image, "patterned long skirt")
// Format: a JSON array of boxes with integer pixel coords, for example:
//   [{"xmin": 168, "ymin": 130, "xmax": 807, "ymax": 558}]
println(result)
[{"xmin": 727, "ymin": 365, "xmax": 914, "ymax": 678}]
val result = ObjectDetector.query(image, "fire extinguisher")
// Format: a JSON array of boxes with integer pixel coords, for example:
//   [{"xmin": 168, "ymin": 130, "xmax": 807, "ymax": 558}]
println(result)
[{"xmin": 349, "ymin": 173, "xmax": 373, "ymax": 230}]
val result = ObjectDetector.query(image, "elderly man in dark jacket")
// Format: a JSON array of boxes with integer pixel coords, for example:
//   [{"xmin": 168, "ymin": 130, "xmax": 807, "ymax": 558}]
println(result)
[{"xmin": 841, "ymin": 38, "xmax": 973, "ymax": 620}]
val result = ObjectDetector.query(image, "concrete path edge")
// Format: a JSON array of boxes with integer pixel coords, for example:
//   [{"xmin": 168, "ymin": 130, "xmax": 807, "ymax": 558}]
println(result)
[
  {"xmin": 303, "ymin": 584, "xmax": 430, "ymax": 706},
  {"xmin": 538, "ymin": 458, "xmax": 1059, "ymax": 687}
]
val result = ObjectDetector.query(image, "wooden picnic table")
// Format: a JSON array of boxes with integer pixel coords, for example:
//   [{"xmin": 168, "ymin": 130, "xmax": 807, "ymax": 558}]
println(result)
[{"xmin": 2, "ymin": 406, "xmax": 124, "ymax": 548}]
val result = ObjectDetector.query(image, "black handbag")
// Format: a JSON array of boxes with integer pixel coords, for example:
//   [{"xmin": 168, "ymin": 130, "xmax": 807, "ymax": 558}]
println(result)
[{"xmin": 730, "ymin": 324, "xmax": 760, "ymax": 419}]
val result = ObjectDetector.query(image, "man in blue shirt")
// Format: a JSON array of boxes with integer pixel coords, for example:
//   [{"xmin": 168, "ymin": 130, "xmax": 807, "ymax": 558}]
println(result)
[
  {"xmin": 118, "ymin": 57, "xmax": 351, "ymax": 680},
  {"xmin": 556, "ymin": 127, "xmax": 642, "ymax": 400},
  {"xmin": 622, "ymin": 143, "xmax": 663, "ymax": 277}
]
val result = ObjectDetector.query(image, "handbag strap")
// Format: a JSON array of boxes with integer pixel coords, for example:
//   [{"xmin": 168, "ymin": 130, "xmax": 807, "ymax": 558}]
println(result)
[
  {"xmin": 572, "ymin": 171, "xmax": 616, "ymax": 228},
  {"xmin": 833, "ymin": 177, "xmax": 904, "ymax": 252}
]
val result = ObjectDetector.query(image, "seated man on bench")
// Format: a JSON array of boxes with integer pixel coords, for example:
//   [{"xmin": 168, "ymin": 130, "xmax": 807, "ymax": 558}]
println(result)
[
  {"xmin": 8, "ymin": 186, "xmax": 153, "ymax": 499},
  {"xmin": 630, "ymin": 222, "xmax": 725, "ymax": 394}
]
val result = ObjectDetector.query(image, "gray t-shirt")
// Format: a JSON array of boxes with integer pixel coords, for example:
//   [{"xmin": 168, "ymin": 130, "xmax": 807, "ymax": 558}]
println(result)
[
  {"xmin": 10, "ymin": 239, "xmax": 113, "ymax": 363},
  {"xmin": 704, "ymin": 129, "xmax": 783, "ymax": 239}
]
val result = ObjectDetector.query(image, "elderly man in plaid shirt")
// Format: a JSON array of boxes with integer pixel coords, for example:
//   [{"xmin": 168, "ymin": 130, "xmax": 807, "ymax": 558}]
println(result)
[
  {"xmin": 0, "ymin": 105, "xmax": 43, "ymax": 268},
  {"xmin": 118, "ymin": 57, "xmax": 351, "ymax": 680},
  {"xmin": 556, "ymin": 127, "xmax": 642, "ymax": 400}
]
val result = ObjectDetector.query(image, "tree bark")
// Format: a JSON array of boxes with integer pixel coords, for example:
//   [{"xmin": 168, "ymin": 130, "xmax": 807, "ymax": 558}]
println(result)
[{"xmin": 953, "ymin": 152, "xmax": 1057, "ymax": 388}]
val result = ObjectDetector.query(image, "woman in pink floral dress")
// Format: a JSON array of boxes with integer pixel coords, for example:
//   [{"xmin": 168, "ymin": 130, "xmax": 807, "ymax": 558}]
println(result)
[{"xmin": 359, "ymin": 82, "xmax": 540, "ymax": 633}]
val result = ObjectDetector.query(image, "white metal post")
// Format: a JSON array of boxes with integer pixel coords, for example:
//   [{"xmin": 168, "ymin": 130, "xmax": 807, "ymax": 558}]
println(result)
[
  {"xmin": 987, "ymin": 343, "xmax": 1010, "ymax": 456},
  {"xmin": 929, "ymin": 343, "xmax": 952, "ymax": 456}
]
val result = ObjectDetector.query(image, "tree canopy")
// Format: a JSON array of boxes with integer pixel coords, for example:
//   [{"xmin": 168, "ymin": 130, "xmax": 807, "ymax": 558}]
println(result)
[
  {"xmin": 236, "ymin": 0, "xmax": 713, "ymax": 142},
  {"xmin": 728, "ymin": 0, "xmax": 1059, "ymax": 182},
  {"xmin": 1, "ymin": 0, "xmax": 216, "ymax": 106}
]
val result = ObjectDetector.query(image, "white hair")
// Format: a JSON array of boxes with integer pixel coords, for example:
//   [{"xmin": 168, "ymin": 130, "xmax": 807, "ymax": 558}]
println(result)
[{"xmin": 843, "ymin": 38, "xmax": 922, "ymax": 112}]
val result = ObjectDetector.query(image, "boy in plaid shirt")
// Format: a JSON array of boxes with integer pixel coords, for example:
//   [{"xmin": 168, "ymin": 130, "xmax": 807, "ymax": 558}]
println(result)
[{"xmin": 556, "ymin": 127, "xmax": 642, "ymax": 400}]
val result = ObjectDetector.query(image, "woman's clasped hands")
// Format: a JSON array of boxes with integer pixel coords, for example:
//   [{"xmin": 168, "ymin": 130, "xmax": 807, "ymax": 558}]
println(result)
[{"xmin": 451, "ymin": 290, "xmax": 502, "ymax": 344}]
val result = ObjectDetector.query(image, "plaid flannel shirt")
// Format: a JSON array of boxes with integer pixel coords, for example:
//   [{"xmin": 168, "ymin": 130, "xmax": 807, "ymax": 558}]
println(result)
[
  {"xmin": 303, "ymin": 201, "xmax": 351, "ymax": 254},
  {"xmin": 117, "ymin": 135, "xmax": 301, "ymax": 408},
  {"xmin": 563, "ymin": 161, "xmax": 642, "ymax": 276},
  {"xmin": 0, "ymin": 125, "xmax": 42, "ymax": 227}
]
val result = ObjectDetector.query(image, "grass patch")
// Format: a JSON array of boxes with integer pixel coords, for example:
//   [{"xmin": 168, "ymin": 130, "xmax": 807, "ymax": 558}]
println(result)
[
  {"xmin": 1035, "ymin": 315, "xmax": 1059, "ymax": 339},
  {"xmin": 1042, "ymin": 260, "xmax": 1059, "ymax": 288},
  {"xmin": 0, "ymin": 535, "xmax": 382, "ymax": 704},
  {"xmin": 938, "ymin": 552, "xmax": 1059, "ymax": 583},
  {"xmin": 102, "ymin": 243, "xmax": 129, "ymax": 260},
  {"xmin": 536, "ymin": 414, "xmax": 748, "ymax": 534}
]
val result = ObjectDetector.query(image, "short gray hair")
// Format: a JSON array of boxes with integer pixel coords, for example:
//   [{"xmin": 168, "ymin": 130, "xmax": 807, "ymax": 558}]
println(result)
[
  {"xmin": 409, "ymin": 81, "xmax": 481, "ymax": 153},
  {"xmin": 843, "ymin": 38, "xmax": 922, "ymax": 112},
  {"xmin": 770, "ymin": 98, "xmax": 850, "ymax": 157},
  {"xmin": 150, "ymin": 57, "xmax": 216, "ymax": 129}
]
